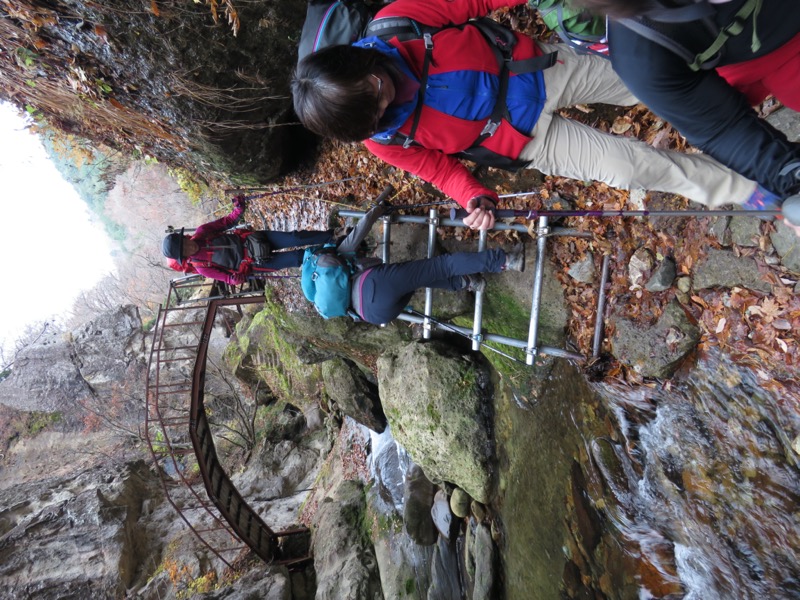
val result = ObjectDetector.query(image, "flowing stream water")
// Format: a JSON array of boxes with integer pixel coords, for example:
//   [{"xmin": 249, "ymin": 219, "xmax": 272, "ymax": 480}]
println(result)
[
  {"xmin": 365, "ymin": 347, "xmax": 799, "ymax": 598},
  {"xmin": 497, "ymin": 349, "xmax": 800, "ymax": 599}
]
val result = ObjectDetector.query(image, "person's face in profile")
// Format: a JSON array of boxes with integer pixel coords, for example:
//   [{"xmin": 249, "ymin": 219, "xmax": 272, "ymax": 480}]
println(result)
[{"xmin": 182, "ymin": 237, "xmax": 200, "ymax": 257}]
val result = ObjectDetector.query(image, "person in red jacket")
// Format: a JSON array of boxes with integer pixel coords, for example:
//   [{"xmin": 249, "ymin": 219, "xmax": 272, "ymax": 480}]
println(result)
[
  {"xmin": 161, "ymin": 196, "xmax": 335, "ymax": 285},
  {"xmin": 292, "ymin": 0, "xmax": 795, "ymax": 232}
]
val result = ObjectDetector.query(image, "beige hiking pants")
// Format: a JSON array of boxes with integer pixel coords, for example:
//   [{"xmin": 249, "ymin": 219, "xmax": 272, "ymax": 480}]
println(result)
[{"xmin": 518, "ymin": 43, "xmax": 758, "ymax": 207}]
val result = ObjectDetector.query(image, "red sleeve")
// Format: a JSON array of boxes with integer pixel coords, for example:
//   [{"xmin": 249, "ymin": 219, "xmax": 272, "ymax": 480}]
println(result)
[
  {"xmin": 365, "ymin": 139, "xmax": 498, "ymax": 208},
  {"xmin": 376, "ymin": 0, "xmax": 527, "ymax": 27},
  {"xmin": 193, "ymin": 264, "xmax": 247, "ymax": 285},
  {"xmin": 192, "ymin": 203, "xmax": 245, "ymax": 241}
]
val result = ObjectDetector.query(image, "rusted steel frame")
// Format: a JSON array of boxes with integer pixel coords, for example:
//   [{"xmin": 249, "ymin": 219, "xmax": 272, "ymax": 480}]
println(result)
[
  {"xmin": 148, "ymin": 378, "xmax": 192, "ymax": 387},
  {"xmin": 142, "ymin": 440, "xmax": 235, "ymax": 568},
  {"xmin": 162, "ymin": 345, "xmax": 202, "ymax": 353},
  {"xmin": 163, "ymin": 303, "xmax": 206, "ymax": 313},
  {"xmin": 160, "ymin": 320, "xmax": 206, "ymax": 327},
  {"xmin": 153, "ymin": 389, "xmax": 192, "ymax": 396},
  {"xmin": 190, "ymin": 296, "xmax": 283, "ymax": 564},
  {"xmin": 145, "ymin": 307, "xmax": 235, "ymax": 568},
  {"xmin": 147, "ymin": 304, "xmax": 246, "ymax": 562}
]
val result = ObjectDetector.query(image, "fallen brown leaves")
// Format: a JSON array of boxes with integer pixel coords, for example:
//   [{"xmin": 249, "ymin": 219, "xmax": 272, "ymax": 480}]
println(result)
[{"xmin": 243, "ymin": 6, "xmax": 798, "ymax": 386}]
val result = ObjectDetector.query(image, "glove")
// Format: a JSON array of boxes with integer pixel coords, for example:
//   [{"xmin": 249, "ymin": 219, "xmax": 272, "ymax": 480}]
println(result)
[
  {"xmin": 233, "ymin": 195, "xmax": 247, "ymax": 209},
  {"xmin": 474, "ymin": 195, "xmax": 497, "ymax": 213},
  {"xmin": 229, "ymin": 272, "xmax": 247, "ymax": 285},
  {"xmin": 782, "ymin": 193, "xmax": 800, "ymax": 226}
]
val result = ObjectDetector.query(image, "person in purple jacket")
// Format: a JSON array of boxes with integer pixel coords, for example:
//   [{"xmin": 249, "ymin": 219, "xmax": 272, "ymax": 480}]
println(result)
[{"xmin": 161, "ymin": 196, "xmax": 335, "ymax": 285}]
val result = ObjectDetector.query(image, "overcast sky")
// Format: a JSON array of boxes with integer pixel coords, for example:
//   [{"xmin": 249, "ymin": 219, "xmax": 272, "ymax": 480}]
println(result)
[{"xmin": 0, "ymin": 102, "xmax": 115, "ymax": 353}]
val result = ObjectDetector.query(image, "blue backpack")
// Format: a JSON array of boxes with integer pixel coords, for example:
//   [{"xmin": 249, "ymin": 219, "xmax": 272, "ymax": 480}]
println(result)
[{"xmin": 301, "ymin": 244, "xmax": 355, "ymax": 319}]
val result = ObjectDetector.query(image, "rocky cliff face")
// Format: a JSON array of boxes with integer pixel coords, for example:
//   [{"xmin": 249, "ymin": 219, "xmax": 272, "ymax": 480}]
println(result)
[
  {"xmin": 0, "ymin": 0, "xmax": 315, "ymax": 183},
  {"xmin": 0, "ymin": 305, "xmax": 146, "ymax": 414},
  {"xmin": 0, "ymin": 457, "xmax": 164, "ymax": 599}
]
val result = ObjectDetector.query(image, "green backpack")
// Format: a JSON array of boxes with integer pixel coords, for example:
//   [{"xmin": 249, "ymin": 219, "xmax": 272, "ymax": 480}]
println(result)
[{"xmin": 529, "ymin": 0, "xmax": 609, "ymax": 56}]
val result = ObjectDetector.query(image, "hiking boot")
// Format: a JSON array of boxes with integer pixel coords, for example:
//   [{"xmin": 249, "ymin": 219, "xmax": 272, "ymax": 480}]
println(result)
[
  {"xmin": 376, "ymin": 198, "xmax": 395, "ymax": 215},
  {"xmin": 503, "ymin": 243, "xmax": 526, "ymax": 272},
  {"xmin": 463, "ymin": 274, "xmax": 486, "ymax": 293}
]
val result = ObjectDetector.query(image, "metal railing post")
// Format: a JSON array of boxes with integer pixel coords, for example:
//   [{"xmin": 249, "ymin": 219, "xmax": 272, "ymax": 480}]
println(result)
[
  {"xmin": 471, "ymin": 229, "xmax": 487, "ymax": 351},
  {"xmin": 592, "ymin": 254, "xmax": 611, "ymax": 358},
  {"xmin": 526, "ymin": 216, "xmax": 549, "ymax": 365},
  {"xmin": 423, "ymin": 208, "xmax": 438, "ymax": 339},
  {"xmin": 381, "ymin": 215, "xmax": 392, "ymax": 264}
]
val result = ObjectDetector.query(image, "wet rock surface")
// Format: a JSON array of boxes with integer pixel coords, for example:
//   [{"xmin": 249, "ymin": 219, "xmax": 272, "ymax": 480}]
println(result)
[
  {"xmin": 610, "ymin": 299, "xmax": 702, "ymax": 378},
  {"xmin": 312, "ymin": 480, "xmax": 384, "ymax": 600},
  {"xmin": 377, "ymin": 341, "xmax": 496, "ymax": 504},
  {"xmin": 0, "ymin": 0, "xmax": 314, "ymax": 183}
]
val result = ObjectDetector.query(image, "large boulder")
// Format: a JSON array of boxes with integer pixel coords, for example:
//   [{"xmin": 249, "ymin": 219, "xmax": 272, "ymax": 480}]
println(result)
[
  {"xmin": 312, "ymin": 480, "xmax": 383, "ymax": 600},
  {"xmin": 322, "ymin": 358, "xmax": 386, "ymax": 433},
  {"xmin": 692, "ymin": 248, "xmax": 772, "ymax": 293},
  {"xmin": 403, "ymin": 465, "xmax": 438, "ymax": 546},
  {"xmin": 770, "ymin": 221, "xmax": 800, "ymax": 275},
  {"xmin": 377, "ymin": 341, "xmax": 496, "ymax": 503}
]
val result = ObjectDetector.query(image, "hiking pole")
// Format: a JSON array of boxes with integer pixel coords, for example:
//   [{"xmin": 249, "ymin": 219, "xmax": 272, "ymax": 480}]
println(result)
[
  {"xmin": 378, "ymin": 199, "xmax": 455, "ymax": 211},
  {"xmin": 496, "ymin": 191, "xmax": 800, "ymax": 225},
  {"xmin": 449, "ymin": 206, "xmax": 783, "ymax": 221},
  {"xmin": 225, "ymin": 176, "xmax": 364, "ymax": 196},
  {"xmin": 402, "ymin": 308, "xmax": 530, "ymax": 364}
]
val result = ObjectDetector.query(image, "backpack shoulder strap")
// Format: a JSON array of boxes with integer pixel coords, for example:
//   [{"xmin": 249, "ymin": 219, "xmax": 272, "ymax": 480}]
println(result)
[
  {"xmin": 618, "ymin": 16, "xmax": 702, "ymax": 66},
  {"xmin": 644, "ymin": 1, "xmax": 716, "ymax": 23},
  {"xmin": 622, "ymin": 0, "xmax": 763, "ymax": 71}
]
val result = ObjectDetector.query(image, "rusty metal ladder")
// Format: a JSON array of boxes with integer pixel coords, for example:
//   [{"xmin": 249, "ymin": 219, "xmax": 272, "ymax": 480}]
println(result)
[{"xmin": 338, "ymin": 207, "xmax": 611, "ymax": 363}]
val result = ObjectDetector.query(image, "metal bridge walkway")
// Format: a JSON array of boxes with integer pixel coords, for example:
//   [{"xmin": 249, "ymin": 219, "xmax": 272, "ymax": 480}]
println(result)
[
  {"xmin": 144, "ymin": 205, "xmax": 608, "ymax": 568},
  {"xmin": 144, "ymin": 277, "xmax": 310, "ymax": 569}
]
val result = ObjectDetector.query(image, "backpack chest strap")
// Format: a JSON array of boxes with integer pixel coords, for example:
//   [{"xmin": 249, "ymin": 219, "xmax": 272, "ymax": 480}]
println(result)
[{"xmin": 405, "ymin": 25, "xmax": 557, "ymax": 148}]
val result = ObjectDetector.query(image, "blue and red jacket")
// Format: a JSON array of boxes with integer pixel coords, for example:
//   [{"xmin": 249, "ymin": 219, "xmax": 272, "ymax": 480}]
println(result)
[{"xmin": 361, "ymin": 0, "xmax": 546, "ymax": 209}]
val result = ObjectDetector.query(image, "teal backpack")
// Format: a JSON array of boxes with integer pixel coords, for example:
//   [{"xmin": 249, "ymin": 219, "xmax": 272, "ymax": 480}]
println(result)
[{"xmin": 301, "ymin": 244, "xmax": 355, "ymax": 319}]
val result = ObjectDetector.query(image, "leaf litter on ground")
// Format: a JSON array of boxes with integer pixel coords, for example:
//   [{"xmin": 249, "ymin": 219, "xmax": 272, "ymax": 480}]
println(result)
[{"xmin": 228, "ymin": 6, "xmax": 799, "ymax": 389}]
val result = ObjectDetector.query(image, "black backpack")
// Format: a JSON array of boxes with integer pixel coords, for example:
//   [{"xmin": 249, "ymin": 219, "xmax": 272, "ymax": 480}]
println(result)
[
  {"xmin": 190, "ymin": 232, "xmax": 272, "ymax": 271},
  {"xmin": 297, "ymin": 0, "xmax": 452, "ymax": 63},
  {"xmin": 618, "ymin": 0, "xmax": 764, "ymax": 71},
  {"xmin": 297, "ymin": 0, "xmax": 379, "ymax": 64}
]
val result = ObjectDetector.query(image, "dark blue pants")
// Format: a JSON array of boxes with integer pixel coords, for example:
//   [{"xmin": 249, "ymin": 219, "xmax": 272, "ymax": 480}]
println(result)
[
  {"xmin": 252, "ymin": 230, "xmax": 333, "ymax": 272},
  {"xmin": 357, "ymin": 249, "xmax": 506, "ymax": 325}
]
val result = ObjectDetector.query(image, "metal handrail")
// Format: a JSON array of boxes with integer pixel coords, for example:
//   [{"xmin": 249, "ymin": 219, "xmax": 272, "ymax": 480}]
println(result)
[{"xmin": 144, "ymin": 277, "xmax": 310, "ymax": 568}]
